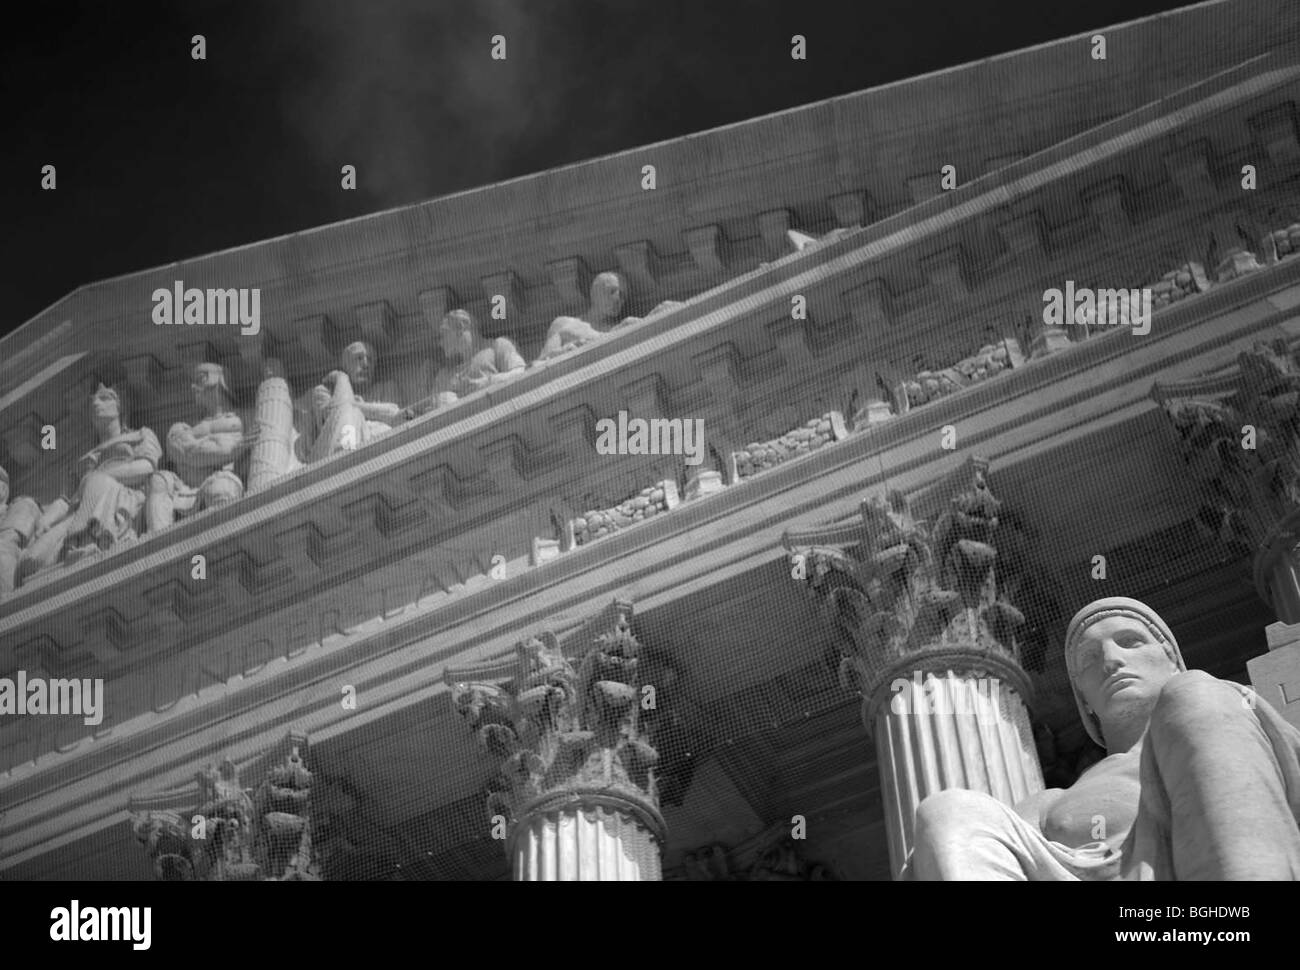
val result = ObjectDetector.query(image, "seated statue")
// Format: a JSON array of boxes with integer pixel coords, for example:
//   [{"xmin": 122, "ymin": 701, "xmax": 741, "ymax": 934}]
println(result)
[
  {"xmin": 17, "ymin": 384, "xmax": 161, "ymax": 583},
  {"xmin": 534, "ymin": 272, "xmax": 632, "ymax": 363},
  {"xmin": 0, "ymin": 466, "xmax": 42, "ymax": 596},
  {"xmin": 308, "ymin": 340, "xmax": 406, "ymax": 461},
  {"xmin": 909, "ymin": 596, "xmax": 1300, "ymax": 880},
  {"xmin": 403, "ymin": 309, "xmax": 526, "ymax": 419},
  {"xmin": 145, "ymin": 363, "xmax": 246, "ymax": 532}
]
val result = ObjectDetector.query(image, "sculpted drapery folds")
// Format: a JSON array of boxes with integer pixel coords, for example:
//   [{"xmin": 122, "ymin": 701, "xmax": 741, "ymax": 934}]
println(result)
[
  {"xmin": 16, "ymin": 383, "xmax": 161, "ymax": 585},
  {"xmin": 308, "ymin": 340, "xmax": 407, "ymax": 461},
  {"xmin": 0, "ymin": 465, "xmax": 42, "ymax": 594},
  {"xmin": 908, "ymin": 597, "xmax": 1300, "ymax": 880}
]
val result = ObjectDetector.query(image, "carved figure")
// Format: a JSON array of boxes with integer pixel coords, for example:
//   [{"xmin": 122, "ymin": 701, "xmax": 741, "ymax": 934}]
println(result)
[
  {"xmin": 909, "ymin": 597, "xmax": 1300, "ymax": 880},
  {"xmin": 309, "ymin": 341, "xmax": 406, "ymax": 460},
  {"xmin": 145, "ymin": 362, "xmax": 245, "ymax": 532},
  {"xmin": 0, "ymin": 466, "xmax": 41, "ymax": 595},
  {"xmin": 534, "ymin": 272, "xmax": 631, "ymax": 362},
  {"xmin": 404, "ymin": 309, "xmax": 526, "ymax": 419},
  {"xmin": 17, "ymin": 384, "xmax": 160, "ymax": 582}
]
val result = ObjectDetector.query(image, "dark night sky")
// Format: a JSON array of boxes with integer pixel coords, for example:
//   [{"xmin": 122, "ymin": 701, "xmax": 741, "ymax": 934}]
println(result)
[{"xmin": 2, "ymin": 0, "xmax": 1205, "ymax": 340}]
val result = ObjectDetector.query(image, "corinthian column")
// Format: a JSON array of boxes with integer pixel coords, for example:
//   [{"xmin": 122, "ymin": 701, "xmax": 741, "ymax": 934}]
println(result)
[
  {"xmin": 782, "ymin": 457, "xmax": 1043, "ymax": 879},
  {"xmin": 446, "ymin": 601, "xmax": 671, "ymax": 880},
  {"xmin": 1153, "ymin": 339, "xmax": 1300, "ymax": 622}
]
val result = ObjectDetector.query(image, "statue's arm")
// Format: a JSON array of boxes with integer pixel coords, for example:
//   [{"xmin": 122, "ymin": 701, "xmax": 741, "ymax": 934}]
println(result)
[
  {"xmin": 456, "ymin": 339, "xmax": 528, "ymax": 394},
  {"xmin": 168, "ymin": 415, "xmax": 245, "ymax": 468},
  {"xmin": 534, "ymin": 320, "xmax": 570, "ymax": 362},
  {"xmin": 356, "ymin": 400, "xmax": 405, "ymax": 425},
  {"xmin": 98, "ymin": 429, "xmax": 161, "ymax": 488},
  {"xmin": 535, "ymin": 317, "xmax": 600, "ymax": 362}
]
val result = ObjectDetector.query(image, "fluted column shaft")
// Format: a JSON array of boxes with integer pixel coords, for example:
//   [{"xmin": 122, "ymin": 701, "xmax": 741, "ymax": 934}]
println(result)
[
  {"xmin": 511, "ymin": 797, "xmax": 662, "ymax": 881},
  {"xmin": 867, "ymin": 652, "xmax": 1041, "ymax": 878}
]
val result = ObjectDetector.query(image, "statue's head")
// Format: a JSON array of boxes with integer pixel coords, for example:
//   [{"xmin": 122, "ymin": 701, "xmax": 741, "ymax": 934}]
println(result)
[
  {"xmin": 438, "ymin": 309, "xmax": 478, "ymax": 361},
  {"xmin": 1064, "ymin": 597, "xmax": 1185, "ymax": 749},
  {"xmin": 340, "ymin": 341, "xmax": 377, "ymax": 392},
  {"xmin": 190, "ymin": 362, "xmax": 234, "ymax": 409},
  {"xmin": 89, "ymin": 383, "xmax": 123, "ymax": 424},
  {"xmin": 590, "ymin": 272, "xmax": 627, "ymax": 322}
]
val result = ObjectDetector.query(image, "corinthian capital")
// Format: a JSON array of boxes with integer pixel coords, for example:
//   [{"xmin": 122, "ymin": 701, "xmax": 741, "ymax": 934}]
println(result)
[
  {"xmin": 129, "ymin": 733, "xmax": 318, "ymax": 881},
  {"xmin": 1152, "ymin": 338, "xmax": 1300, "ymax": 620},
  {"xmin": 445, "ymin": 601, "xmax": 688, "ymax": 851},
  {"xmin": 782, "ymin": 458, "xmax": 1030, "ymax": 720}
]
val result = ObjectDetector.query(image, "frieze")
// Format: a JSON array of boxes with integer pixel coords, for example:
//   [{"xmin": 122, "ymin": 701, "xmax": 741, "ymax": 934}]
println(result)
[{"xmin": 573, "ymin": 480, "xmax": 680, "ymax": 546}]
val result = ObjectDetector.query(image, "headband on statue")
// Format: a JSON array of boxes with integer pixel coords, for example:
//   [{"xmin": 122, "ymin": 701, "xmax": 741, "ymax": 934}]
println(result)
[{"xmin": 1063, "ymin": 596, "xmax": 1186, "ymax": 748}]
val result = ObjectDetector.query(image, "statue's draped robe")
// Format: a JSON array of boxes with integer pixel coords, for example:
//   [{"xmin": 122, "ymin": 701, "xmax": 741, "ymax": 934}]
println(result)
[
  {"xmin": 63, "ymin": 429, "xmax": 162, "ymax": 549},
  {"xmin": 0, "ymin": 495, "xmax": 42, "ymax": 593},
  {"xmin": 906, "ymin": 673, "xmax": 1300, "ymax": 880},
  {"xmin": 309, "ymin": 374, "xmax": 400, "ymax": 461},
  {"xmin": 17, "ymin": 427, "xmax": 162, "ymax": 582},
  {"xmin": 1122, "ymin": 677, "xmax": 1300, "ymax": 880}
]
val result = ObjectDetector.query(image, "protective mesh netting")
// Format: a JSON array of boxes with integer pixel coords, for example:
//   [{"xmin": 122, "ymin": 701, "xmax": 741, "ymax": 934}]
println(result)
[{"xmin": 5, "ymin": 28, "xmax": 1294, "ymax": 881}]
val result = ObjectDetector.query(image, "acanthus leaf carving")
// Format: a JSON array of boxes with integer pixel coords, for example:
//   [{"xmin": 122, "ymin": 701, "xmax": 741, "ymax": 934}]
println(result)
[
  {"xmin": 445, "ymin": 601, "xmax": 690, "ymax": 842},
  {"xmin": 1153, "ymin": 337, "xmax": 1300, "ymax": 620},
  {"xmin": 129, "ymin": 734, "xmax": 319, "ymax": 881},
  {"xmin": 782, "ymin": 459, "xmax": 1029, "ymax": 710}
]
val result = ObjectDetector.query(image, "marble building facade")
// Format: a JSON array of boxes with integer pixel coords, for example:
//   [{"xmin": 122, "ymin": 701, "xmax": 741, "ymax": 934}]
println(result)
[{"xmin": 2, "ymin": 0, "xmax": 1300, "ymax": 880}]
